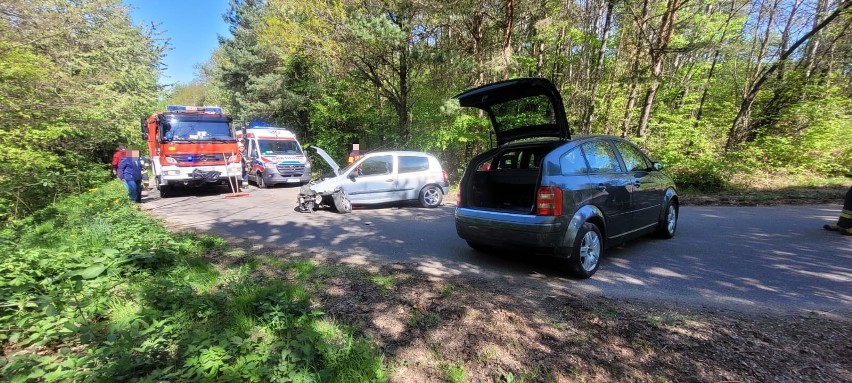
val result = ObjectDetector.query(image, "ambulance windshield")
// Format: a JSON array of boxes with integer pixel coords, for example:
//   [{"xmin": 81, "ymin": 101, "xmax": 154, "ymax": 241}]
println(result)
[{"xmin": 258, "ymin": 139, "xmax": 302, "ymax": 155}]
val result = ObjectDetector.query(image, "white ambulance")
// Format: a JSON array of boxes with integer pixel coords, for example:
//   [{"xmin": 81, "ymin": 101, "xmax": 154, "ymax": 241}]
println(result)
[{"xmin": 238, "ymin": 125, "xmax": 311, "ymax": 187}]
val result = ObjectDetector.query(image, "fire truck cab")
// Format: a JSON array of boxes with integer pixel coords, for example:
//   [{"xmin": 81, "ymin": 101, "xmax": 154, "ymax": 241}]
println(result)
[
  {"xmin": 141, "ymin": 105, "xmax": 242, "ymax": 197},
  {"xmin": 238, "ymin": 125, "xmax": 311, "ymax": 187}
]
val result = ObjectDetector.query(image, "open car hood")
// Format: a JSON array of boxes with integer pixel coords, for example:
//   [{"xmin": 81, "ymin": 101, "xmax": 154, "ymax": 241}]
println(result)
[
  {"xmin": 454, "ymin": 77, "xmax": 571, "ymax": 146},
  {"xmin": 310, "ymin": 146, "xmax": 340, "ymax": 176}
]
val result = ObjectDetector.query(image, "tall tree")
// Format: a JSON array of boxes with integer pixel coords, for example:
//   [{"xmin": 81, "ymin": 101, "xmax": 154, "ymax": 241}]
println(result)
[
  {"xmin": 636, "ymin": 0, "xmax": 684, "ymax": 137},
  {"xmin": 0, "ymin": 0, "xmax": 163, "ymax": 220},
  {"xmin": 726, "ymin": 0, "xmax": 852, "ymax": 151}
]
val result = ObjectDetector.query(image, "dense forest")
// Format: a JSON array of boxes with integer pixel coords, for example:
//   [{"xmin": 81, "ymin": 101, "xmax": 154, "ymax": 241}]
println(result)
[{"xmin": 2, "ymin": 0, "xmax": 851, "ymax": 221}]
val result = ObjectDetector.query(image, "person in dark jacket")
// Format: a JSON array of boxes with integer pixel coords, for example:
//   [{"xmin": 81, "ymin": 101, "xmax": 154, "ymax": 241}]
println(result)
[
  {"xmin": 119, "ymin": 149, "xmax": 143, "ymax": 203},
  {"xmin": 824, "ymin": 184, "xmax": 852, "ymax": 235}
]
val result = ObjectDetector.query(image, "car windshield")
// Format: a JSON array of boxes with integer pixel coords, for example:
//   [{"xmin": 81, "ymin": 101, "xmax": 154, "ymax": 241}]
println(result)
[
  {"xmin": 490, "ymin": 95, "xmax": 557, "ymax": 134},
  {"xmin": 340, "ymin": 159, "xmax": 360, "ymax": 175},
  {"xmin": 164, "ymin": 120, "xmax": 234, "ymax": 141},
  {"xmin": 258, "ymin": 139, "xmax": 302, "ymax": 155}
]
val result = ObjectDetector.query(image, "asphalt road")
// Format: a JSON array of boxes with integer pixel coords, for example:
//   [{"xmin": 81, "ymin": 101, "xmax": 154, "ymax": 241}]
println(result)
[{"xmin": 141, "ymin": 185, "xmax": 852, "ymax": 314}]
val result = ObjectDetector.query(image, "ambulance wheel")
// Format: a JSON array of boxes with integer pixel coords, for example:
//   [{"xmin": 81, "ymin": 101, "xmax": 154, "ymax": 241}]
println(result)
[
  {"xmin": 332, "ymin": 189, "xmax": 352, "ymax": 214},
  {"xmin": 256, "ymin": 172, "xmax": 268, "ymax": 188}
]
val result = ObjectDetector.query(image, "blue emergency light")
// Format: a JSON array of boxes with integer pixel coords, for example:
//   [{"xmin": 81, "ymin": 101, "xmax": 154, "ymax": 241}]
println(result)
[
  {"xmin": 167, "ymin": 105, "xmax": 223, "ymax": 114},
  {"xmin": 247, "ymin": 120, "xmax": 272, "ymax": 129}
]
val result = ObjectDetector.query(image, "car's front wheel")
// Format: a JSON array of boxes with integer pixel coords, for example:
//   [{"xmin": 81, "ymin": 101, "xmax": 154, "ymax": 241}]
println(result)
[
  {"xmin": 655, "ymin": 200, "xmax": 678, "ymax": 239},
  {"xmin": 419, "ymin": 185, "xmax": 443, "ymax": 208},
  {"xmin": 568, "ymin": 222, "xmax": 602, "ymax": 279},
  {"xmin": 332, "ymin": 189, "xmax": 352, "ymax": 213}
]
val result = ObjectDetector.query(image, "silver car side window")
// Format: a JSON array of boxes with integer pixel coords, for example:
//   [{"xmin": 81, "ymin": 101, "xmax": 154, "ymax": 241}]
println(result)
[
  {"xmin": 361, "ymin": 155, "xmax": 393, "ymax": 176},
  {"xmin": 399, "ymin": 156, "xmax": 429, "ymax": 173}
]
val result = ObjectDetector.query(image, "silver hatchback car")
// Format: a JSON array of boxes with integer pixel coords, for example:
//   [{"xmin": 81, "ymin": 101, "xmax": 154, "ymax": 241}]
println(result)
[
  {"xmin": 454, "ymin": 78, "xmax": 679, "ymax": 278},
  {"xmin": 298, "ymin": 148, "xmax": 450, "ymax": 213}
]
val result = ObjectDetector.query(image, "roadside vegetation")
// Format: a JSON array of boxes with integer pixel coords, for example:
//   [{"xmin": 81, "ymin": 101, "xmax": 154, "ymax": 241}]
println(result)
[{"xmin": 0, "ymin": 182, "xmax": 386, "ymax": 382}]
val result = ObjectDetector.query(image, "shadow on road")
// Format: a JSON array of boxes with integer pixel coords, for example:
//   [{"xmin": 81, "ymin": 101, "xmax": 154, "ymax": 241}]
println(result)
[{"xmin": 144, "ymin": 188, "xmax": 851, "ymax": 313}]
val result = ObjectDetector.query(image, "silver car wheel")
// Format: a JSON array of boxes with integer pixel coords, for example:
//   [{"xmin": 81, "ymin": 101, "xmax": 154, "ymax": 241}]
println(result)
[
  {"xmin": 419, "ymin": 185, "xmax": 443, "ymax": 208},
  {"xmin": 579, "ymin": 230, "xmax": 601, "ymax": 272}
]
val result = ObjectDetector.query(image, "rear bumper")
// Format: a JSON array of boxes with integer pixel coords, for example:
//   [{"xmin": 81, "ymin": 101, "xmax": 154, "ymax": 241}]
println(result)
[{"xmin": 455, "ymin": 207, "xmax": 568, "ymax": 251}]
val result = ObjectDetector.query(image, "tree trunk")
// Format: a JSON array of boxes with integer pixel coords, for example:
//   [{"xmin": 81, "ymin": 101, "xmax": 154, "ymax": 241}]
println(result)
[
  {"xmin": 695, "ymin": 0, "xmax": 740, "ymax": 124},
  {"xmin": 637, "ymin": 0, "xmax": 681, "ymax": 137},
  {"xmin": 501, "ymin": 0, "xmax": 514, "ymax": 80},
  {"xmin": 582, "ymin": 0, "xmax": 615, "ymax": 133},
  {"xmin": 621, "ymin": 0, "xmax": 651, "ymax": 137},
  {"xmin": 777, "ymin": 0, "xmax": 803, "ymax": 80}
]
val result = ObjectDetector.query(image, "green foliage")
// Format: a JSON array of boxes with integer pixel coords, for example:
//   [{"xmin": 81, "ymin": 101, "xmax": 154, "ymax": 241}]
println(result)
[
  {"xmin": 201, "ymin": 0, "xmax": 849, "ymax": 191},
  {"xmin": 0, "ymin": 0, "xmax": 163, "ymax": 221},
  {"xmin": 0, "ymin": 182, "xmax": 388, "ymax": 382},
  {"xmin": 442, "ymin": 362, "xmax": 467, "ymax": 383}
]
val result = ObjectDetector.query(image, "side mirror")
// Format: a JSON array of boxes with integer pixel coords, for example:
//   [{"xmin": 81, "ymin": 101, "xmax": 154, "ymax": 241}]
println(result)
[
  {"xmin": 348, "ymin": 173, "xmax": 357, "ymax": 181},
  {"xmin": 652, "ymin": 162, "xmax": 663, "ymax": 171}
]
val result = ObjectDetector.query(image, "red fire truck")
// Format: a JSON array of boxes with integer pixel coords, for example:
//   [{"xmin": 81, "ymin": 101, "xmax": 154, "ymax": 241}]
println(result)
[{"xmin": 140, "ymin": 106, "xmax": 243, "ymax": 197}]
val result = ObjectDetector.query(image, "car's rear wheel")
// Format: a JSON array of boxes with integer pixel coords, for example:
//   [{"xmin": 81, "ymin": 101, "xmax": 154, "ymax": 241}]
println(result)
[
  {"xmin": 568, "ymin": 222, "xmax": 602, "ymax": 279},
  {"xmin": 655, "ymin": 201, "xmax": 678, "ymax": 239},
  {"xmin": 419, "ymin": 185, "xmax": 443, "ymax": 208},
  {"xmin": 332, "ymin": 189, "xmax": 352, "ymax": 213}
]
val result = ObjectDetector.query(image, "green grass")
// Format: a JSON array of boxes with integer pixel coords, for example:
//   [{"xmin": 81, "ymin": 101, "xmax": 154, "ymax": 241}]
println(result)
[
  {"xmin": 369, "ymin": 275, "xmax": 396, "ymax": 294},
  {"xmin": 442, "ymin": 362, "xmax": 467, "ymax": 383},
  {"xmin": 0, "ymin": 181, "xmax": 388, "ymax": 382}
]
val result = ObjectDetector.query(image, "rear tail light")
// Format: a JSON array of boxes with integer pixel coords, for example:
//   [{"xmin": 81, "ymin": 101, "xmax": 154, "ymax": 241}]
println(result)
[
  {"xmin": 536, "ymin": 186, "xmax": 563, "ymax": 216},
  {"xmin": 442, "ymin": 169, "xmax": 449, "ymax": 185}
]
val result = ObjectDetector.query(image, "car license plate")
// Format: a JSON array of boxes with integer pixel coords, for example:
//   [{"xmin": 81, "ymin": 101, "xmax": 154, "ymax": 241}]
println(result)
[{"xmin": 287, "ymin": 179, "xmax": 300, "ymax": 183}]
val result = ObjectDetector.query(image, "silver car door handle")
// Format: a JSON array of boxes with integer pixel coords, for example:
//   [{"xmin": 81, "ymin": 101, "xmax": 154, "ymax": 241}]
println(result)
[{"xmin": 386, "ymin": 179, "xmax": 394, "ymax": 182}]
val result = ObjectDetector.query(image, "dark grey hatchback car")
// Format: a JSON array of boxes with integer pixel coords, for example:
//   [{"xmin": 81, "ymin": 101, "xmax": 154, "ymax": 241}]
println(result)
[{"xmin": 454, "ymin": 77, "xmax": 679, "ymax": 278}]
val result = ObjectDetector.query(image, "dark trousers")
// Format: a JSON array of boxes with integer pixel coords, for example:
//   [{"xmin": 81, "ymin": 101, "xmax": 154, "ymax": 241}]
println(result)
[
  {"xmin": 838, "ymin": 185, "xmax": 852, "ymax": 229},
  {"xmin": 124, "ymin": 179, "xmax": 142, "ymax": 203}
]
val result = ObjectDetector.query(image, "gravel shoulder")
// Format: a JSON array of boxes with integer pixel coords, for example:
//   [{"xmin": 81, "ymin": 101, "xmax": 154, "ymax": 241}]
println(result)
[{"xmin": 209, "ymin": 245, "xmax": 852, "ymax": 383}]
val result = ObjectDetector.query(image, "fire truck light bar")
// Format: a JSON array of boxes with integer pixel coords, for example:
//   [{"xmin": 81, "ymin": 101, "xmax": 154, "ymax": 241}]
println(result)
[{"xmin": 167, "ymin": 105, "xmax": 223, "ymax": 114}]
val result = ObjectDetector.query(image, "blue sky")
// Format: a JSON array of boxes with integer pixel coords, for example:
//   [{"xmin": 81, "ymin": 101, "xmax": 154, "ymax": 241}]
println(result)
[{"xmin": 126, "ymin": 0, "xmax": 231, "ymax": 85}]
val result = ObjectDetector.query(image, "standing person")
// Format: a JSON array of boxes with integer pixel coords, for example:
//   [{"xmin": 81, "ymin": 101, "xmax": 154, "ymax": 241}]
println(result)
[
  {"xmin": 111, "ymin": 144, "xmax": 126, "ymax": 178},
  {"xmin": 238, "ymin": 141, "xmax": 249, "ymax": 188},
  {"xmin": 824, "ymin": 185, "xmax": 852, "ymax": 235},
  {"xmin": 119, "ymin": 149, "xmax": 143, "ymax": 203}
]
